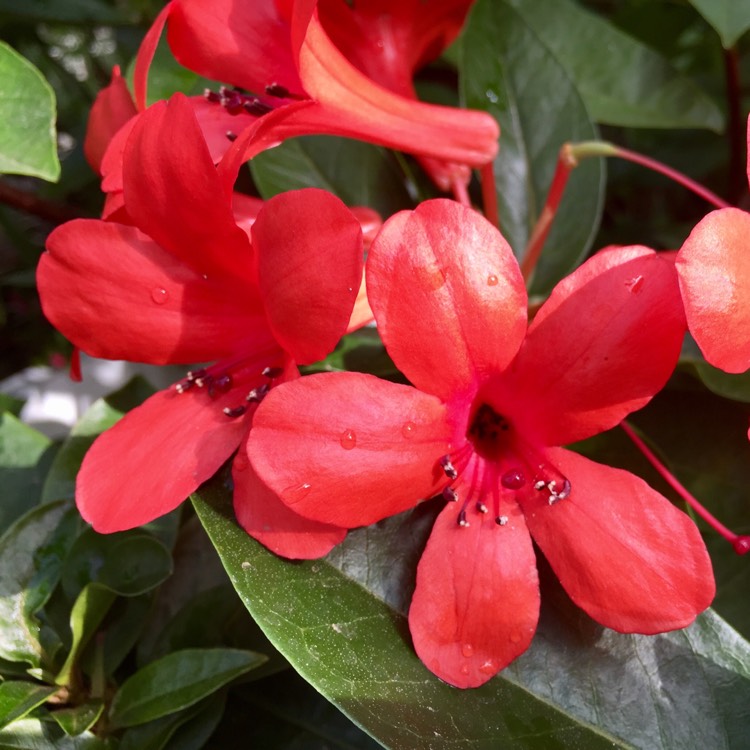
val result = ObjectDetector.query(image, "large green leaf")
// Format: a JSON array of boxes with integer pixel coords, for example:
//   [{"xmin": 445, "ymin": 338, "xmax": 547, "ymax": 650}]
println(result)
[
  {"xmin": 109, "ymin": 648, "xmax": 267, "ymax": 729},
  {"xmin": 0, "ymin": 42, "xmax": 59, "ymax": 181},
  {"xmin": 687, "ymin": 0, "xmax": 750, "ymax": 48},
  {"xmin": 0, "ymin": 682, "xmax": 56, "ymax": 730},
  {"xmin": 498, "ymin": 0, "xmax": 723, "ymax": 130},
  {"xmin": 250, "ymin": 136, "xmax": 414, "ymax": 218},
  {"xmin": 0, "ymin": 413, "xmax": 54, "ymax": 530},
  {"xmin": 0, "ymin": 718, "xmax": 106, "ymax": 749},
  {"xmin": 0, "ymin": 501, "xmax": 71, "ymax": 667},
  {"xmin": 194, "ymin": 475, "xmax": 750, "ymax": 750},
  {"xmin": 460, "ymin": 0, "xmax": 604, "ymax": 294}
]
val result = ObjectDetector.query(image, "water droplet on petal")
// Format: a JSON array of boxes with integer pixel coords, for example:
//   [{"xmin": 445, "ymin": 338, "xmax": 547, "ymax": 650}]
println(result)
[
  {"xmin": 461, "ymin": 643, "xmax": 474, "ymax": 658},
  {"xmin": 460, "ymin": 664, "xmax": 470, "ymax": 676},
  {"xmin": 624, "ymin": 275, "xmax": 644, "ymax": 294},
  {"xmin": 401, "ymin": 421, "xmax": 416, "ymax": 438},
  {"xmin": 234, "ymin": 453, "xmax": 249, "ymax": 471},
  {"xmin": 487, "ymin": 274, "xmax": 498, "ymax": 286},
  {"xmin": 340, "ymin": 429, "xmax": 357, "ymax": 450},
  {"xmin": 284, "ymin": 482, "xmax": 312, "ymax": 504},
  {"xmin": 479, "ymin": 660, "xmax": 496, "ymax": 675},
  {"xmin": 509, "ymin": 632, "xmax": 522, "ymax": 644},
  {"xmin": 151, "ymin": 287, "xmax": 169, "ymax": 304}
]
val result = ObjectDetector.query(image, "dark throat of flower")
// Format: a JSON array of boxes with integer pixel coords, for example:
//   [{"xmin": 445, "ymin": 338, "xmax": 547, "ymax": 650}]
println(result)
[
  {"xmin": 174, "ymin": 360, "xmax": 284, "ymax": 418},
  {"xmin": 203, "ymin": 83, "xmax": 307, "ymax": 141},
  {"xmin": 440, "ymin": 403, "xmax": 571, "ymax": 528}
]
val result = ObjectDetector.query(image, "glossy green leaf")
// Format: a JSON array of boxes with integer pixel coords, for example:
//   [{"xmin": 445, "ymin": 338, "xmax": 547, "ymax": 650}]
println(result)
[
  {"xmin": 109, "ymin": 648, "xmax": 266, "ymax": 729},
  {"xmin": 687, "ymin": 0, "xmax": 750, "ymax": 48},
  {"xmin": 0, "ymin": 501, "xmax": 70, "ymax": 667},
  {"xmin": 194, "ymin": 475, "xmax": 750, "ymax": 750},
  {"xmin": 0, "ymin": 682, "xmax": 56, "ymax": 730},
  {"xmin": 0, "ymin": 42, "xmax": 59, "ymax": 181},
  {"xmin": 498, "ymin": 0, "xmax": 723, "ymax": 130},
  {"xmin": 250, "ymin": 136, "xmax": 413, "ymax": 218},
  {"xmin": 50, "ymin": 702, "xmax": 104, "ymax": 736},
  {"xmin": 62, "ymin": 530, "xmax": 173, "ymax": 601},
  {"xmin": 681, "ymin": 337, "xmax": 750, "ymax": 402},
  {"xmin": 42, "ymin": 377, "xmax": 155, "ymax": 504},
  {"xmin": 0, "ymin": 413, "xmax": 54, "ymax": 530},
  {"xmin": 0, "ymin": 718, "xmax": 106, "ymax": 749},
  {"xmin": 460, "ymin": 0, "xmax": 604, "ymax": 294},
  {"xmin": 55, "ymin": 584, "xmax": 116, "ymax": 688}
]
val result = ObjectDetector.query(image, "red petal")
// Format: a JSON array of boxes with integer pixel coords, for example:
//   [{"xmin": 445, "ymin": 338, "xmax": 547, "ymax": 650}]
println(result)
[
  {"xmin": 292, "ymin": 5, "xmax": 499, "ymax": 167},
  {"xmin": 166, "ymin": 0, "xmax": 302, "ymax": 95},
  {"xmin": 134, "ymin": 2, "xmax": 172, "ymax": 110},
  {"xmin": 248, "ymin": 372, "xmax": 450, "ymax": 527},
  {"xmin": 409, "ymin": 500, "xmax": 539, "ymax": 688},
  {"xmin": 39, "ymin": 220, "xmax": 272, "ymax": 364},
  {"xmin": 123, "ymin": 94, "xmax": 255, "ymax": 284},
  {"xmin": 367, "ymin": 200, "xmax": 527, "ymax": 401},
  {"xmin": 676, "ymin": 208, "xmax": 750, "ymax": 373},
  {"xmin": 83, "ymin": 66, "xmax": 137, "ymax": 174},
  {"xmin": 253, "ymin": 189, "xmax": 363, "ymax": 364},
  {"xmin": 77, "ymin": 385, "xmax": 250, "ymax": 532},
  {"xmin": 233, "ymin": 457, "xmax": 346, "ymax": 559},
  {"xmin": 498, "ymin": 246, "xmax": 686, "ymax": 445},
  {"xmin": 520, "ymin": 448, "xmax": 715, "ymax": 633}
]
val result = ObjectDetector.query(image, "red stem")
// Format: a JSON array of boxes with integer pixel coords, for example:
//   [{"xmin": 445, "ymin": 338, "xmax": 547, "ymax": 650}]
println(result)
[
  {"xmin": 621, "ymin": 420, "xmax": 749, "ymax": 555},
  {"xmin": 480, "ymin": 162, "xmax": 500, "ymax": 231}
]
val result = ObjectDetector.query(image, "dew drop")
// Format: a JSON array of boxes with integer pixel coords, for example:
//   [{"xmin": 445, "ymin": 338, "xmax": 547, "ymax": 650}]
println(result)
[
  {"xmin": 479, "ymin": 660, "xmax": 496, "ymax": 675},
  {"xmin": 234, "ymin": 453, "xmax": 249, "ymax": 472},
  {"xmin": 461, "ymin": 643, "xmax": 474, "ymax": 658},
  {"xmin": 460, "ymin": 664, "xmax": 470, "ymax": 676},
  {"xmin": 624, "ymin": 275, "xmax": 645, "ymax": 294},
  {"xmin": 509, "ymin": 632, "xmax": 522, "ymax": 644},
  {"xmin": 340, "ymin": 429, "xmax": 357, "ymax": 450},
  {"xmin": 151, "ymin": 287, "xmax": 169, "ymax": 304},
  {"xmin": 501, "ymin": 469, "xmax": 525, "ymax": 490},
  {"xmin": 285, "ymin": 482, "xmax": 312, "ymax": 503},
  {"xmin": 486, "ymin": 89, "xmax": 499, "ymax": 104},
  {"xmin": 487, "ymin": 274, "xmax": 498, "ymax": 287},
  {"xmin": 401, "ymin": 421, "xmax": 416, "ymax": 438}
]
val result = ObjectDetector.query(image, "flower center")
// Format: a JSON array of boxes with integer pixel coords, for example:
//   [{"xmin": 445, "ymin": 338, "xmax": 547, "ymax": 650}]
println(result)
[
  {"xmin": 174, "ymin": 361, "xmax": 284, "ymax": 418},
  {"xmin": 439, "ymin": 402, "xmax": 571, "ymax": 527}
]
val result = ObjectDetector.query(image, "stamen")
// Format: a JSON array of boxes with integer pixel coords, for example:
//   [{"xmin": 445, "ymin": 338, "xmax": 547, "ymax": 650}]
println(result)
[
  {"xmin": 476, "ymin": 502, "xmax": 488, "ymax": 514},
  {"xmin": 495, "ymin": 515, "xmax": 508, "ymax": 526},
  {"xmin": 265, "ymin": 83, "xmax": 306, "ymax": 100},
  {"xmin": 443, "ymin": 486, "xmax": 459, "ymax": 502},
  {"xmin": 457, "ymin": 509, "xmax": 469, "ymax": 527},
  {"xmin": 262, "ymin": 366, "xmax": 284, "ymax": 378},
  {"xmin": 223, "ymin": 405, "xmax": 247, "ymax": 418},
  {"xmin": 226, "ymin": 131, "xmax": 237, "ymax": 142},
  {"xmin": 246, "ymin": 383, "xmax": 270, "ymax": 402},
  {"xmin": 440, "ymin": 455, "xmax": 458, "ymax": 480}
]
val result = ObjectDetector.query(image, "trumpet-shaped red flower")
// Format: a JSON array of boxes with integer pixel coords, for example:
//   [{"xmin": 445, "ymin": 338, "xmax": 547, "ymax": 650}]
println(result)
[
  {"xmin": 676, "ymin": 118, "xmax": 750, "ymax": 374},
  {"xmin": 135, "ymin": 0, "xmax": 497, "ymax": 192},
  {"xmin": 247, "ymin": 199, "xmax": 715, "ymax": 687},
  {"xmin": 38, "ymin": 93, "xmax": 369, "ymax": 559}
]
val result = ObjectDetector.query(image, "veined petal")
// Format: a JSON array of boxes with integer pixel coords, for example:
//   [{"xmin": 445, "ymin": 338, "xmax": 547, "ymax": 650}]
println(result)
[
  {"xmin": 167, "ymin": 0, "xmax": 302, "ymax": 95},
  {"xmin": 367, "ymin": 200, "xmax": 527, "ymax": 401},
  {"xmin": 123, "ymin": 94, "xmax": 255, "ymax": 284},
  {"xmin": 84, "ymin": 66, "xmax": 137, "ymax": 174},
  {"xmin": 292, "ymin": 2, "xmax": 498, "ymax": 167},
  {"xmin": 39, "ymin": 220, "xmax": 272, "ymax": 364},
  {"xmin": 498, "ymin": 246, "xmax": 685, "ymax": 446},
  {"xmin": 77, "ymin": 385, "xmax": 250, "ymax": 532},
  {"xmin": 676, "ymin": 208, "xmax": 750, "ymax": 373},
  {"xmin": 233, "ymin": 458, "xmax": 347, "ymax": 559},
  {"xmin": 253, "ymin": 189, "xmax": 363, "ymax": 364},
  {"xmin": 520, "ymin": 448, "xmax": 715, "ymax": 633},
  {"xmin": 409, "ymin": 500, "xmax": 539, "ymax": 688},
  {"xmin": 248, "ymin": 372, "xmax": 450, "ymax": 527}
]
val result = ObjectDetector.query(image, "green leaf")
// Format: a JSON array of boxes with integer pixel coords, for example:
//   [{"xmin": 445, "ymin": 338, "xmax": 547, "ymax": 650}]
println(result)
[
  {"xmin": 0, "ymin": 718, "xmax": 106, "ymax": 749},
  {"xmin": 498, "ymin": 0, "xmax": 723, "ymax": 130},
  {"xmin": 50, "ymin": 702, "xmax": 104, "ymax": 736},
  {"xmin": 119, "ymin": 692, "xmax": 226, "ymax": 750},
  {"xmin": 687, "ymin": 0, "xmax": 750, "ymax": 48},
  {"xmin": 42, "ymin": 377, "xmax": 155, "ymax": 504},
  {"xmin": 109, "ymin": 648, "xmax": 267, "ymax": 729},
  {"xmin": 250, "ymin": 136, "xmax": 413, "ymax": 218},
  {"xmin": 62, "ymin": 530, "xmax": 173, "ymax": 600},
  {"xmin": 55, "ymin": 584, "xmax": 117, "ymax": 688},
  {"xmin": 0, "ymin": 42, "xmax": 59, "ymax": 181},
  {"xmin": 0, "ymin": 413, "xmax": 55, "ymax": 530},
  {"xmin": 0, "ymin": 682, "xmax": 56, "ymax": 730},
  {"xmin": 460, "ymin": 0, "xmax": 605, "ymax": 294},
  {"xmin": 194, "ymin": 475, "xmax": 750, "ymax": 750},
  {"xmin": 0, "ymin": 501, "xmax": 70, "ymax": 667}
]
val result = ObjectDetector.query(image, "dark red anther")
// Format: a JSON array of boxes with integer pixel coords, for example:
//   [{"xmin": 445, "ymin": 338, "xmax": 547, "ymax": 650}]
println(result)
[
  {"xmin": 223, "ymin": 405, "xmax": 248, "ymax": 418},
  {"xmin": 440, "ymin": 455, "xmax": 458, "ymax": 480},
  {"xmin": 442, "ymin": 486, "xmax": 458, "ymax": 502},
  {"xmin": 226, "ymin": 131, "xmax": 238, "ymax": 142},
  {"xmin": 243, "ymin": 99, "xmax": 273, "ymax": 116},
  {"xmin": 262, "ymin": 366, "xmax": 284, "ymax": 379}
]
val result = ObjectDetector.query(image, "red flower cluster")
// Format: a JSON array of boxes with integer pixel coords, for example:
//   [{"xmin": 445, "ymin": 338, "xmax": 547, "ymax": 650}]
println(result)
[{"xmin": 37, "ymin": 0, "xmax": 723, "ymax": 690}]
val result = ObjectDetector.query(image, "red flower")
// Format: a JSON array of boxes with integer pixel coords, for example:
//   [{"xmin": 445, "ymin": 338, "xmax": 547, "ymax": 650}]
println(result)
[
  {"xmin": 675, "ymin": 118, "xmax": 750, "ymax": 374},
  {"xmin": 37, "ymin": 93, "xmax": 369, "ymax": 559},
  {"xmin": 136, "ymin": 0, "xmax": 498, "ymax": 192},
  {"xmin": 247, "ymin": 199, "xmax": 715, "ymax": 687}
]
